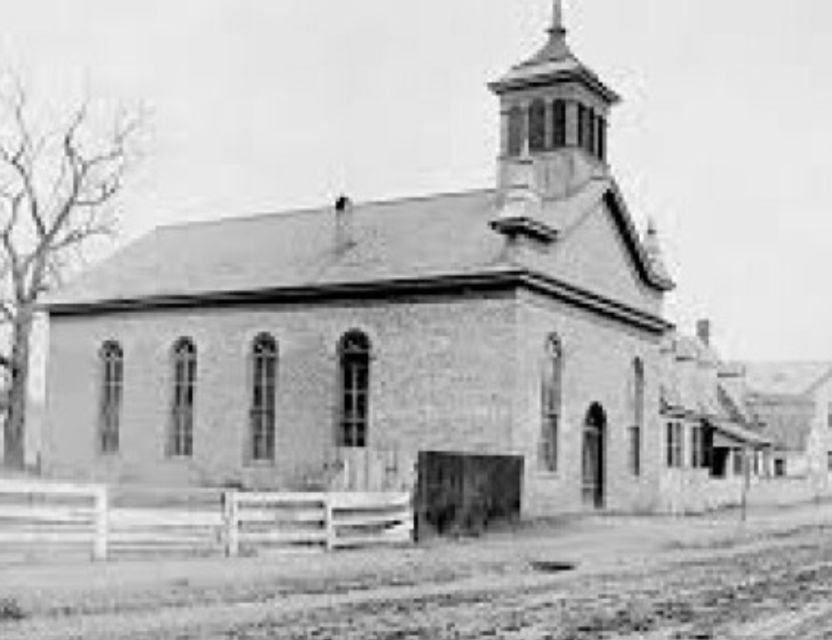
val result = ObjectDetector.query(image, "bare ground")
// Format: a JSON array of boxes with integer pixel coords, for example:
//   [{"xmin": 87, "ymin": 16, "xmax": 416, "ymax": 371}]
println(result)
[{"xmin": 4, "ymin": 502, "xmax": 832, "ymax": 639}]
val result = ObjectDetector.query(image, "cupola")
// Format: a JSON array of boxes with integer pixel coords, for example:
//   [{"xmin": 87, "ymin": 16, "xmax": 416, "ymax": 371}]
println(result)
[{"xmin": 489, "ymin": 1, "xmax": 619, "ymax": 209}]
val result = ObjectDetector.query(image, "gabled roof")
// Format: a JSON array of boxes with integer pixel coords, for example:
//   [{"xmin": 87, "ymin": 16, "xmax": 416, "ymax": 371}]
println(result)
[
  {"xmin": 709, "ymin": 419, "xmax": 772, "ymax": 448},
  {"xmin": 745, "ymin": 396, "xmax": 814, "ymax": 451},
  {"xmin": 716, "ymin": 384, "xmax": 757, "ymax": 428},
  {"xmin": 742, "ymin": 362, "xmax": 832, "ymax": 397},
  {"xmin": 44, "ymin": 183, "xmax": 672, "ymax": 314},
  {"xmin": 46, "ymin": 189, "xmax": 507, "ymax": 308}
]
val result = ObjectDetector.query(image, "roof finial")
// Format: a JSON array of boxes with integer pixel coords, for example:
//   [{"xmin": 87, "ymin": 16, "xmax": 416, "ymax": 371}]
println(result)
[{"xmin": 549, "ymin": 0, "xmax": 566, "ymax": 37}]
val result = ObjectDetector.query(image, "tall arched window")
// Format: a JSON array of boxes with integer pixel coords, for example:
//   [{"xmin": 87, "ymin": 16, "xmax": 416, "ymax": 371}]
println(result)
[
  {"xmin": 507, "ymin": 106, "xmax": 525, "ymax": 157},
  {"xmin": 250, "ymin": 334, "xmax": 277, "ymax": 462},
  {"xmin": 540, "ymin": 335, "xmax": 563, "ymax": 472},
  {"xmin": 528, "ymin": 99, "xmax": 547, "ymax": 152},
  {"xmin": 630, "ymin": 358, "xmax": 645, "ymax": 475},
  {"xmin": 552, "ymin": 99, "xmax": 567, "ymax": 148},
  {"xmin": 99, "ymin": 341, "xmax": 123, "ymax": 454},
  {"xmin": 169, "ymin": 338, "xmax": 196, "ymax": 457},
  {"xmin": 338, "ymin": 331, "xmax": 371, "ymax": 448}
]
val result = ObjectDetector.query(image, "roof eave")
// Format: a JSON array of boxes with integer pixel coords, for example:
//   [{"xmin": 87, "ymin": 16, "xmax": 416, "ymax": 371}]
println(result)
[
  {"xmin": 44, "ymin": 268, "xmax": 672, "ymax": 335},
  {"xmin": 488, "ymin": 68, "xmax": 621, "ymax": 104}
]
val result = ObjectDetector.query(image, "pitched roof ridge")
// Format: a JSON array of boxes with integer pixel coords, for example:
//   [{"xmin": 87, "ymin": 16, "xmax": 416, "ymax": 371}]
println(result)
[{"xmin": 155, "ymin": 186, "xmax": 497, "ymax": 234}]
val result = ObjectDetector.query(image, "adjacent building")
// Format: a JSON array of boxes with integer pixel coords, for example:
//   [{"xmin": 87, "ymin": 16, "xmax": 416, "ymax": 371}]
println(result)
[
  {"xmin": 658, "ymin": 321, "xmax": 773, "ymax": 514},
  {"xmin": 743, "ymin": 362, "xmax": 832, "ymax": 486}
]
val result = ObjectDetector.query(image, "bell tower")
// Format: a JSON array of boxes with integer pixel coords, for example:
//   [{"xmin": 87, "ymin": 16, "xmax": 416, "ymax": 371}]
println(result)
[{"xmin": 489, "ymin": 1, "xmax": 620, "ymax": 211}]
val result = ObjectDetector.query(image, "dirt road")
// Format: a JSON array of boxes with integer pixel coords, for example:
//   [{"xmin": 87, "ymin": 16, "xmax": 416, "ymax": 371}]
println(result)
[{"xmin": 5, "ymin": 503, "xmax": 832, "ymax": 639}]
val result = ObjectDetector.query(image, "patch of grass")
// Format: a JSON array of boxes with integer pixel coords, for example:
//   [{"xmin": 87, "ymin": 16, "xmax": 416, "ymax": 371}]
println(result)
[{"xmin": 0, "ymin": 597, "xmax": 26, "ymax": 622}]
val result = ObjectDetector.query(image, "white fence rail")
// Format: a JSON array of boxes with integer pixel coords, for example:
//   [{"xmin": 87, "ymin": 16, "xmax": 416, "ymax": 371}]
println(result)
[
  {"xmin": 0, "ymin": 479, "xmax": 107, "ymax": 560},
  {"xmin": 0, "ymin": 480, "xmax": 413, "ymax": 561},
  {"xmin": 225, "ymin": 490, "xmax": 413, "ymax": 556}
]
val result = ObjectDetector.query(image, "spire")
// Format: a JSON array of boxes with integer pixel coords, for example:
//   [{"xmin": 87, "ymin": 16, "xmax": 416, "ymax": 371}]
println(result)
[
  {"xmin": 549, "ymin": 0, "xmax": 566, "ymax": 38},
  {"xmin": 522, "ymin": 0, "xmax": 572, "ymax": 65}
]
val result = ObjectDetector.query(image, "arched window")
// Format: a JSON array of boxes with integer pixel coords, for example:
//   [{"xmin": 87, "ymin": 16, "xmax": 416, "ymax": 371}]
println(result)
[
  {"xmin": 630, "ymin": 358, "xmax": 644, "ymax": 475},
  {"xmin": 552, "ymin": 99, "xmax": 567, "ymax": 148},
  {"xmin": 528, "ymin": 99, "xmax": 547, "ymax": 152},
  {"xmin": 250, "ymin": 334, "xmax": 277, "ymax": 462},
  {"xmin": 338, "ymin": 331, "xmax": 371, "ymax": 448},
  {"xmin": 540, "ymin": 335, "xmax": 563, "ymax": 472},
  {"xmin": 507, "ymin": 106, "xmax": 525, "ymax": 157},
  {"xmin": 169, "ymin": 338, "xmax": 196, "ymax": 457},
  {"xmin": 99, "ymin": 341, "xmax": 123, "ymax": 454}
]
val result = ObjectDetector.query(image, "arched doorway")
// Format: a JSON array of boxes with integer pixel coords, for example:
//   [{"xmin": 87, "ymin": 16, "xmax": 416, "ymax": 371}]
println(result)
[{"xmin": 582, "ymin": 403, "xmax": 607, "ymax": 509}]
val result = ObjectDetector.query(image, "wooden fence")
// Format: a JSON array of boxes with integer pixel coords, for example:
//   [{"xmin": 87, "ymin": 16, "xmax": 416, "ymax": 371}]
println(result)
[
  {"xmin": 225, "ymin": 490, "xmax": 413, "ymax": 556},
  {"xmin": 0, "ymin": 479, "xmax": 108, "ymax": 561},
  {"xmin": 0, "ymin": 480, "xmax": 413, "ymax": 562}
]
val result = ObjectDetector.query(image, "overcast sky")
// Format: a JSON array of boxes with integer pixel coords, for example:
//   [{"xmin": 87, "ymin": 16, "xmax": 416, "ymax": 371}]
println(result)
[{"xmin": 4, "ymin": 0, "xmax": 832, "ymax": 361}]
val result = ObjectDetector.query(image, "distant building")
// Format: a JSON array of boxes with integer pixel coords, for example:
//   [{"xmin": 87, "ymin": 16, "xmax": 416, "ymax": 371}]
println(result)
[
  {"xmin": 658, "ymin": 321, "xmax": 773, "ymax": 514},
  {"xmin": 742, "ymin": 362, "xmax": 832, "ymax": 484}
]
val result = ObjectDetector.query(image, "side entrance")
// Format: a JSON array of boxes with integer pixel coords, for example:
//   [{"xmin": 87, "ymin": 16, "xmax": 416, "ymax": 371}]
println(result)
[{"xmin": 582, "ymin": 403, "xmax": 607, "ymax": 509}]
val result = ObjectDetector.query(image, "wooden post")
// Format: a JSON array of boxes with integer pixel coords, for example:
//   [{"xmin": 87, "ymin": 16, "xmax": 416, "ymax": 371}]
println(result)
[
  {"xmin": 93, "ymin": 485, "xmax": 109, "ymax": 561},
  {"xmin": 324, "ymin": 494, "xmax": 336, "ymax": 551},
  {"xmin": 223, "ymin": 491, "xmax": 240, "ymax": 558},
  {"xmin": 741, "ymin": 448, "xmax": 750, "ymax": 523}
]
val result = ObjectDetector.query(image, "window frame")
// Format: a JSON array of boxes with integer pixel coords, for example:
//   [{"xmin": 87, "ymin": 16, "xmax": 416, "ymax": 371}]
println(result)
[
  {"xmin": 666, "ymin": 421, "xmax": 683, "ymax": 468},
  {"xmin": 528, "ymin": 99, "xmax": 547, "ymax": 153},
  {"xmin": 690, "ymin": 424, "xmax": 703, "ymax": 468},
  {"xmin": 576, "ymin": 104, "xmax": 586, "ymax": 150},
  {"xmin": 249, "ymin": 333, "xmax": 278, "ymax": 463},
  {"xmin": 98, "ymin": 341, "xmax": 123, "ymax": 455},
  {"xmin": 630, "ymin": 358, "xmax": 644, "ymax": 476},
  {"xmin": 597, "ymin": 116, "xmax": 607, "ymax": 161},
  {"xmin": 552, "ymin": 99, "xmax": 567, "ymax": 148},
  {"xmin": 539, "ymin": 335, "xmax": 563, "ymax": 473},
  {"xmin": 169, "ymin": 337, "xmax": 197, "ymax": 458},
  {"xmin": 774, "ymin": 458, "xmax": 786, "ymax": 477},
  {"xmin": 507, "ymin": 106, "xmax": 525, "ymax": 157},
  {"xmin": 338, "ymin": 330, "xmax": 371, "ymax": 449},
  {"xmin": 733, "ymin": 448, "xmax": 745, "ymax": 476}
]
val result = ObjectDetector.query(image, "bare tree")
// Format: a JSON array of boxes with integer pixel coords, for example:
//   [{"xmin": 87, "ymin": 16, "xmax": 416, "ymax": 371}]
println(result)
[{"xmin": 0, "ymin": 76, "xmax": 144, "ymax": 469}]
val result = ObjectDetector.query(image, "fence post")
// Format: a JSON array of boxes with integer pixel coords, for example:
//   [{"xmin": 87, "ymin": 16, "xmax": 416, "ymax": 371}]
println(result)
[
  {"xmin": 223, "ymin": 491, "xmax": 240, "ymax": 558},
  {"xmin": 93, "ymin": 485, "xmax": 109, "ymax": 561},
  {"xmin": 324, "ymin": 494, "xmax": 336, "ymax": 551}
]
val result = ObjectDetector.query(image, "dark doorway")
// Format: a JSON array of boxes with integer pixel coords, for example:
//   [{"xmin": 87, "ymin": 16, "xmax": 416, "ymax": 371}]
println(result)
[
  {"xmin": 582, "ymin": 403, "xmax": 606, "ymax": 509},
  {"xmin": 415, "ymin": 451, "xmax": 523, "ymax": 537}
]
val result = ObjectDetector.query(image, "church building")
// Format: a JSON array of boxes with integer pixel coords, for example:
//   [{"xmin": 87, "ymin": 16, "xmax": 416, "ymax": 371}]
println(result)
[{"xmin": 42, "ymin": 3, "xmax": 678, "ymax": 517}]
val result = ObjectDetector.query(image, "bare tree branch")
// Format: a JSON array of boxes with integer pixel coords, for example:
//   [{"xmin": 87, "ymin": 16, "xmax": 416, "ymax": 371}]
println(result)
[{"xmin": 0, "ymin": 71, "xmax": 146, "ymax": 468}]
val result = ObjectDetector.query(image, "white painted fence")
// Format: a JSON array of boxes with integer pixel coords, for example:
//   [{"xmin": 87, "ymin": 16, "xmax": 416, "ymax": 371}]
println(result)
[
  {"xmin": 0, "ymin": 479, "xmax": 108, "ymax": 560},
  {"xmin": 0, "ymin": 480, "xmax": 413, "ymax": 562},
  {"xmin": 225, "ymin": 490, "xmax": 413, "ymax": 556}
]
